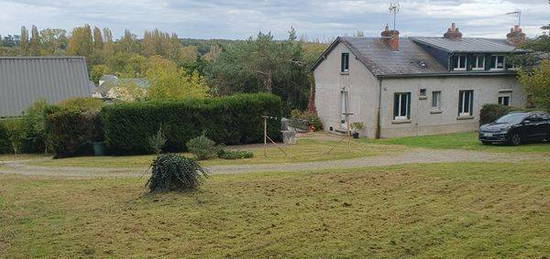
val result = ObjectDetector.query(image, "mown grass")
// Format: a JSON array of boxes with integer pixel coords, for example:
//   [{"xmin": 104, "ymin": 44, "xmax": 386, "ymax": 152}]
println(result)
[
  {"xmin": 28, "ymin": 138, "xmax": 403, "ymax": 168},
  {"xmin": 0, "ymin": 154, "xmax": 48, "ymax": 162},
  {"xmin": 1, "ymin": 162, "xmax": 549, "ymax": 258},
  {"xmin": 372, "ymin": 132, "xmax": 550, "ymax": 153}
]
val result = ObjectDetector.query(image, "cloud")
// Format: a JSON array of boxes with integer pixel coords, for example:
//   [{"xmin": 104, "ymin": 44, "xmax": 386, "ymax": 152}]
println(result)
[{"xmin": 0, "ymin": 0, "xmax": 547, "ymax": 40}]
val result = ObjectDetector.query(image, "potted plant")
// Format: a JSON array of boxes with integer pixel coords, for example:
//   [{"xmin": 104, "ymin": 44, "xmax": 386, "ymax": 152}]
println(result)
[{"xmin": 350, "ymin": 122, "xmax": 364, "ymax": 139}]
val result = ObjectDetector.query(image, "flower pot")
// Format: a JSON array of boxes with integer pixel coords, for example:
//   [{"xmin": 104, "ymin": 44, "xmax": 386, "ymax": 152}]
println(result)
[
  {"xmin": 92, "ymin": 141, "xmax": 106, "ymax": 156},
  {"xmin": 352, "ymin": 132, "xmax": 359, "ymax": 139}
]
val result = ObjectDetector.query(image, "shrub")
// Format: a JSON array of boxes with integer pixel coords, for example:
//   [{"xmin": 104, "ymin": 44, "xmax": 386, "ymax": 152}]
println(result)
[
  {"xmin": 148, "ymin": 128, "xmax": 167, "ymax": 154},
  {"xmin": 58, "ymin": 97, "xmax": 104, "ymax": 113},
  {"xmin": 101, "ymin": 93, "xmax": 282, "ymax": 155},
  {"xmin": 146, "ymin": 153, "xmax": 208, "ymax": 192},
  {"xmin": 480, "ymin": 104, "xmax": 518, "ymax": 125},
  {"xmin": 20, "ymin": 100, "xmax": 56, "ymax": 153},
  {"xmin": 0, "ymin": 119, "xmax": 25, "ymax": 154},
  {"xmin": 290, "ymin": 109, "xmax": 323, "ymax": 131},
  {"xmin": 0, "ymin": 122, "xmax": 10, "ymax": 154},
  {"xmin": 217, "ymin": 149, "xmax": 254, "ymax": 160},
  {"xmin": 187, "ymin": 134, "xmax": 220, "ymax": 160},
  {"xmin": 47, "ymin": 110, "xmax": 102, "ymax": 158}
]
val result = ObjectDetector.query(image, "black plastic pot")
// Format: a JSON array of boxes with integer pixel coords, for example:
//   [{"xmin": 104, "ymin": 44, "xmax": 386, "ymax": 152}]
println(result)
[{"xmin": 352, "ymin": 132, "xmax": 360, "ymax": 139}]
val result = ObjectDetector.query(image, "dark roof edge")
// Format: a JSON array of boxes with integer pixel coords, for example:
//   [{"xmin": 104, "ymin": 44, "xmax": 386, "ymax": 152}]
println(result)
[
  {"xmin": 378, "ymin": 71, "xmax": 518, "ymax": 79},
  {"xmin": 0, "ymin": 56, "xmax": 86, "ymax": 60},
  {"xmin": 310, "ymin": 37, "xmax": 373, "ymax": 73},
  {"xmin": 409, "ymin": 37, "xmax": 528, "ymax": 54}
]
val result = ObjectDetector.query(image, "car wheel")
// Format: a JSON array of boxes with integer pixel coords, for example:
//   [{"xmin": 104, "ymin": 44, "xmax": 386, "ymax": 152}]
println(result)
[{"xmin": 509, "ymin": 133, "xmax": 522, "ymax": 146}]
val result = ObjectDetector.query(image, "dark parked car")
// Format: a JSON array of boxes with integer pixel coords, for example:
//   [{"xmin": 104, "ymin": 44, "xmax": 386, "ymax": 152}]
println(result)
[{"xmin": 479, "ymin": 111, "xmax": 550, "ymax": 145}]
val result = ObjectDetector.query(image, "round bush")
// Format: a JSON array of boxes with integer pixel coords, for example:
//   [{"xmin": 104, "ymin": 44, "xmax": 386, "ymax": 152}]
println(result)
[
  {"xmin": 186, "ymin": 135, "xmax": 220, "ymax": 160},
  {"xmin": 146, "ymin": 153, "xmax": 208, "ymax": 192}
]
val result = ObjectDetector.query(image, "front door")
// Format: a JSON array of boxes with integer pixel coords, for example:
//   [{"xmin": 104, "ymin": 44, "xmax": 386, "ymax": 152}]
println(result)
[{"xmin": 340, "ymin": 89, "xmax": 349, "ymax": 130}]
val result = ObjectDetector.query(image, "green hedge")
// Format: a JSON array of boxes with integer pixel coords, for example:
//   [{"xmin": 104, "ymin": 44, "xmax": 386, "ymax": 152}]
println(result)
[
  {"xmin": 101, "ymin": 93, "xmax": 282, "ymax": 155},
  {"xmin": 47, "ymin": 110, "xmax": 102, "ymax": 158},
  {"xmin": 0, "ymin": 121, "xmax": 11, "ymax": 154}
]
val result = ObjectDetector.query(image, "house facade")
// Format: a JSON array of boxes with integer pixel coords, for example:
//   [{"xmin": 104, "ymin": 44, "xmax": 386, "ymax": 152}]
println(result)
[{"xmin": 313, "ymin": 24, "xmax": 528, "ymax": 138}]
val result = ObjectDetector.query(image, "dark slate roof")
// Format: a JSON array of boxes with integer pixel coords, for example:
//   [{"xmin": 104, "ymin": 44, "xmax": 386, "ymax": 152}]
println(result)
[
  {"xmin": 410, "ymin": 37, "xmax": 524, "ymax": 53},
  {"xmin": 339, "ymin": 36, "xmax": 448, "ymax": 76},
  {"xmin": 312, "ymin": 36, "xmax": 522, "ymax": 78},
  {"xmin": 0, "ymin": 56, "xmax": 91, "ymax": 117}
]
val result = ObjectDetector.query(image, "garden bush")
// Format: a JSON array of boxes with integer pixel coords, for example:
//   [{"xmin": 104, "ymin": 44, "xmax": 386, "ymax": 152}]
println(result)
[
  {"xmin": 0, "ymin": 119, "xmax": 25, "ymax": 154},
  {"xmin": 480, "ymin": 104, "xmax": 523, "ymax": 125},
  {"xmin": 101, "ymin": 93, "xmax": 282, "ymax": 155},
  {"xmin": 20, "ymin": 100, "xmax": 57, "ymax": 154},
  {"xmin": 290, "ymin": 109, "xmax": 323, "ymax": 131},
  {"xmin": 186, "ymin": 134, "xmax": 220, "ymax": 160},
  {"xmin": 217, "ymin": 149, "xmax": 254, "ymax": 160},
  {"xmin": 47, "ymin": 110, "xmax": 103, "ymax": 158},
  {"xmin": 146, "ymin": 153, "xmax": 208, "ymax": 192}
]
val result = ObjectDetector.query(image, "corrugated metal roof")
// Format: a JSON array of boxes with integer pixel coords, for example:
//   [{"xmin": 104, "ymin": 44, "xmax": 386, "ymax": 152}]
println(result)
[
  {"xmin": 410, "ymin": 37, "xmax": 523, "ymax": 53},
  {"xmin": 0, "ymin": 56, "xmax": 91, "ymax": 117}
]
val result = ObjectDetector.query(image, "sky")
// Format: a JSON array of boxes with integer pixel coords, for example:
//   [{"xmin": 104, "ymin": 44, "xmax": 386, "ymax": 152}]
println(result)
[{"xmin": 0, "ymin": 0, "xmax": 548, "ymax": 41}]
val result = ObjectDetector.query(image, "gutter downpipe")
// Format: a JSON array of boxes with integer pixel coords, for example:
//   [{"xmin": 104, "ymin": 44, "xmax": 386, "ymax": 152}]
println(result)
[{"xmin": 376, "ymin": 78, "xmax": 383, "ymax": 139}]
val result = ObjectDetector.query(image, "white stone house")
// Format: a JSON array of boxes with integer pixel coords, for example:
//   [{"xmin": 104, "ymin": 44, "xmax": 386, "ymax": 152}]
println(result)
[{"xmin": 312, "ymin": 24, "xmax": 528, "ymax": 138}]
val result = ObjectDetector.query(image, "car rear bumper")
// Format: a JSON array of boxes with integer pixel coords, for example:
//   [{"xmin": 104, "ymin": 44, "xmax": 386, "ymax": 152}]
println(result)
[{"xmin": 479, "ymin": 132, "xmax": 509, "ymax": 143}]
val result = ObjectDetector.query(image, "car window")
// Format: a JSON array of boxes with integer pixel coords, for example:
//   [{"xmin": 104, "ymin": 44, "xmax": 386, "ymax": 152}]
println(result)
[{"xmin": 496, "ymin": 113, "xmax": 528, "ymax": 124}]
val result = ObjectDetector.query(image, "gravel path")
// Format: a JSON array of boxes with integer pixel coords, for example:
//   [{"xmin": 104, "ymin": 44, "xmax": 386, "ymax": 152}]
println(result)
[{"xmin": 1, "ymin": 148, "xmax": 548, "ymax": 179}]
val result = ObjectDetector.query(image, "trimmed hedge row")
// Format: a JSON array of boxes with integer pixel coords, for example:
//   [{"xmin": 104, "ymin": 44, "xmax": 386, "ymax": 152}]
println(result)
[
  {"xmin": 47, "ymin": 110, "xmax": 102, "ymax": 158},
  {"xmin": 101, "ymin": 93, "xmax": 282, "ymax": 155},
  {"xmin": 0, "ymin": 122, "xmax": 11, "ymax": 154}
]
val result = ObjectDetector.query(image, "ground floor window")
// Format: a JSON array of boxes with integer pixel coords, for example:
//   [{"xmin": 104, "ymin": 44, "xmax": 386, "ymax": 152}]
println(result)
[
  {"xmin": 458, "ymin": 90, "xmax": 474, "ymax": 116},
  {"xmin": 498, "ymin": 92, "xmax": 511, "ymax": 106},
  {"xmin": 394, "ymin": 92, "xmax": 411, "ymax": 120},
  {"xmin": 432, "ymin": 91, "xmax": 441, "ymax": 110}
]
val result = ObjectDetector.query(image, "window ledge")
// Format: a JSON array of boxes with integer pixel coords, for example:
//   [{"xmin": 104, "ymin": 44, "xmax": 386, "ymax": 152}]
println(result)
[
  {"xmin": 392, "ymin": 119, "xmax": 412, "ymax": 124},
  {"xmin": 457, "ymin": 115, "xmax": 474, "ymax": 120},
  {"xmin": 340, "ymin": 71, "xmax": 349, "ymax": 75},
  {"xmin": 419, "ymin": 96, "xmax": 428, "ymax": 100},
  {"xmin": 430, "ymin": 110, "xmax": 443, "ymax": 114}
]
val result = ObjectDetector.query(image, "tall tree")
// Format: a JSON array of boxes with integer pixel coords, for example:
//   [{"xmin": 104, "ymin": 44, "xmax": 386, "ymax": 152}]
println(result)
[
  {"xmin": 147, "ymin": 56, "xmax": 210, "ymax": 100},
  {"xmin": 29, "ymin": 25, "xmax": 41, "ymax": 55},
  {"xmin": 93, "ymin": 27, "xmax": 104, "ymax": 50},
  {"xmin": 67, "ymin": 25, "xmax": 93, "ymax": 57},
  {"xmin": 20, "ymin": 26, "xmax": 29, "ymax": 54},
  {"xmin": 102, "ymin": 27, "xmax": 114, "ymax": 56},
  {"xmin": 40, "ymin": 28, "xmax": 67, "ymax": 55}
]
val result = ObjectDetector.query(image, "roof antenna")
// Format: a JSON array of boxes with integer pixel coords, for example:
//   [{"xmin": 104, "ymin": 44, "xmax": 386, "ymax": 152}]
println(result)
[
  {"xmin": 389, "ymin": 1, "xmax": 400, "ymax": 31},
  {"xmin": 506, "ymin": 9, "xmax": 522, "ymax": 26}
]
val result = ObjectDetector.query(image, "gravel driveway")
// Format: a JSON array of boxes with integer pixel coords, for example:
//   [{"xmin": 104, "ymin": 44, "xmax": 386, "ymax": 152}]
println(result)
[{"xmin": 1, "ymin": 148, "xmax": 548, "ymax": 178}]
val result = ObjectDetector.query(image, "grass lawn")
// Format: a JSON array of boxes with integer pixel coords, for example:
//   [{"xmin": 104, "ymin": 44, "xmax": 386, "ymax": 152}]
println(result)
[
  {"xmin": 0, "ymin": 154, "xmax": 48, "ymax": 162},
  {"xmin": 1, "ymin": 162, "xmax": 549, "ymax": 258},
  {"xmin": 28, "ymin": 138, "xmax": 403, "ymax": 168},
  {"xmin": 372, "ymin": 132, "xmax": 550, "ymax": 153}
]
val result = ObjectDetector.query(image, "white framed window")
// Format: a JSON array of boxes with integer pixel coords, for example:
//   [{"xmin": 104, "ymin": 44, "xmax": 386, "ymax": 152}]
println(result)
[
  {"xmin": 393, "ymin": 92, "xmax": 411, "ymax": 120},
  {"xmin": 472, "ymin": 55, "xmax": 485, "ymax": 70},
  {"xmin": 458, "ymin": 90, "xmax": 474, "ymax": 117},
  {"xmin": 432, "ymin": 91, "xmax": 441, "ymax": 110},
  {"xmin": 490, "ymin": 55, "xmax": 505, "ymax": 70},
  {"xmin": 452, "ymin": 55, "xmax": 467, "ymax": 71},
  {"xmin": 341, "ymin": 53, "xmax": 349, "ymax": 72}
]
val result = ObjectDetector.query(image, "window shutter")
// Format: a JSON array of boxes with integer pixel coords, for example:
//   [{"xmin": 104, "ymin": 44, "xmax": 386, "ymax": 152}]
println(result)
[
  {"xmin": 406, "ymin": 93, "xmax": 411, "ymax": 119},
  {"xmin": 458, "ymin": 91, "xmax": 463, "ymax": 115},
  {"xmin": 394, "ymin": 94, "xmax": 399, "ymax": 118},
  {"xmin": 469, "ymin": 91, "xmax": 474, "ymax": 115}
]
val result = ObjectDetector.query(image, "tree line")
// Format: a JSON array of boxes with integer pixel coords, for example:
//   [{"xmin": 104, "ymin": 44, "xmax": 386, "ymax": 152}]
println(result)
[{"xmin": 0, "ymin": 25, "xmax": 327, "ymax": 113}]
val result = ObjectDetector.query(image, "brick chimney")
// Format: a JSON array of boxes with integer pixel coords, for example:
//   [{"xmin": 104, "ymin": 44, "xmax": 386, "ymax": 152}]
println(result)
[
  {"xmin": 381, "ymin": 25, "xmax": 399, "ymax": 51},
  {"xmin": 507, "ymin": 25, "xmax": 526, "ymax": 47},
  {"xmin": 444, "ymin": 23, "xmax": 462, "ymax": 40}
]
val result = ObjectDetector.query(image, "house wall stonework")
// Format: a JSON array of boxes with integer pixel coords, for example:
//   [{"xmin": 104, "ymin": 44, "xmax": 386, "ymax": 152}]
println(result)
[
  {"xmin": 379, "ymin": 76, "xmax": 526, "ymax": 138},
  {"xmin": 314, "ymin": 42, "xmax": 527, "ymax": 139},
  {"xmin": 314, "ymin": 43, "xmax": 379, "ymax": 139}
]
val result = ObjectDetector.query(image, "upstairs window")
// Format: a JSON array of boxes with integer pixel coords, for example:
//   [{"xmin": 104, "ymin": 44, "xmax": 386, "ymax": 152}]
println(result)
[
  {"xmin": 341, "ymin": 53, "xmax": 349, "ymax": 72},
  {"xmin": 394, "ymin": 92, "xmax": 411, "ymax": 120},
  {"xmin": 472, "ymin": 55, "xmax": 485, "ymax": 70},
  {"xmin": 458, "ymin": 90, "xmax": 474, "ymax": 117},
  {"xmin": 490, "ymin": 55, "xmax": 505, "ymax": 70},
  {"xmin": 452, "ymin": 55, "xmax": 467, "ymax": 71}
]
